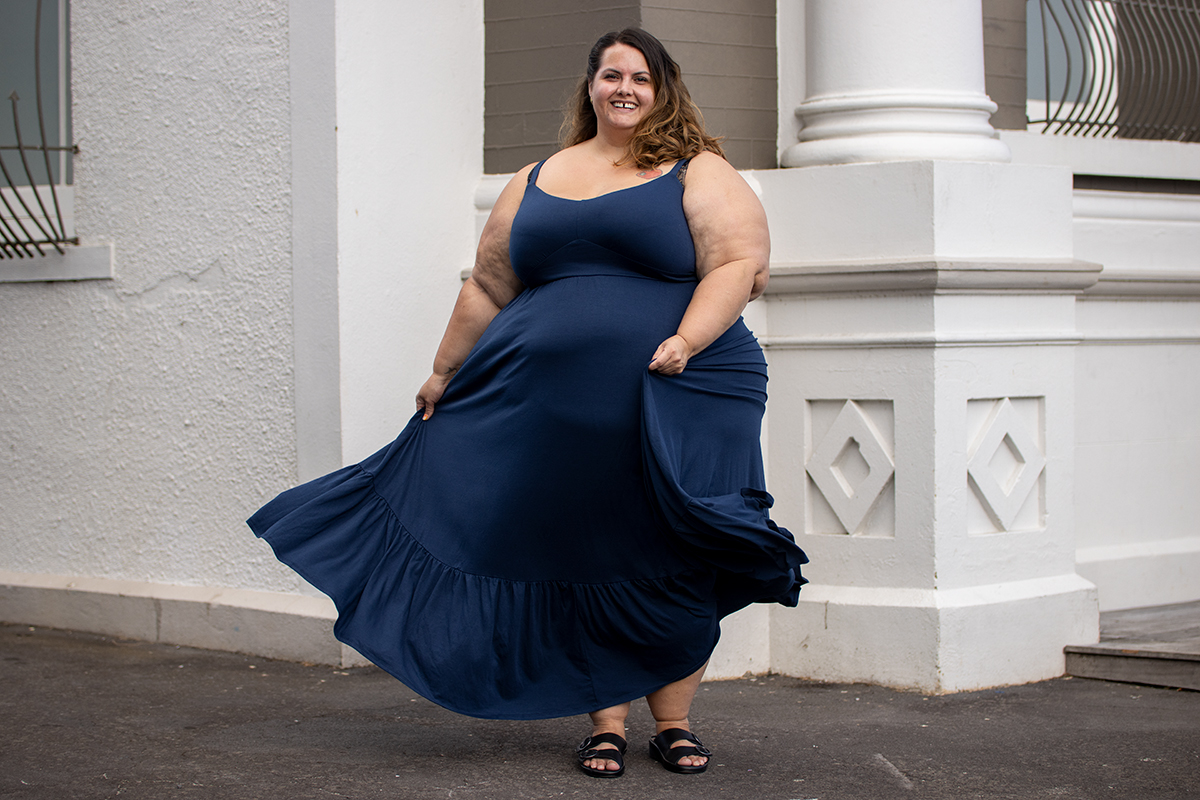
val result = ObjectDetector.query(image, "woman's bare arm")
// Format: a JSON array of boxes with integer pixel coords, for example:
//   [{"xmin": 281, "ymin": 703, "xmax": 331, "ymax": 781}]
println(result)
[
  {"xmin": 416, "ymin": 165, "xmax": 533, "ymax": 418},
  {"xmin": 649, "ymin": 152, "xmax": 770, "ymax": 375}
]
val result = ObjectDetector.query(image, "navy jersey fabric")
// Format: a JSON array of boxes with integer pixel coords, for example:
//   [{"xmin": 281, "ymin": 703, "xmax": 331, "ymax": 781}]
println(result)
[{"xmin": 248, "ymin": 158, "xmax": 808, "ymax": 720}]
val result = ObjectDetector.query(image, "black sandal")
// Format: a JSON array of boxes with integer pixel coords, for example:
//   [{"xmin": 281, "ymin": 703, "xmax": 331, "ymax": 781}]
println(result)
[
  {"xmin": 576, "ymin": 732, "xmax": 627, "ymax": 779},
  {"xmin": 648, "ymin": 728, "xmax": 711, "ymax": 774}
]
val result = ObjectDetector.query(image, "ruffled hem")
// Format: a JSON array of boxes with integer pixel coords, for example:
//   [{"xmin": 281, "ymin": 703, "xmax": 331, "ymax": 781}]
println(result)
[{"xmin": 248, "ymin": 458, "xmax": 722, "ymax": 720}]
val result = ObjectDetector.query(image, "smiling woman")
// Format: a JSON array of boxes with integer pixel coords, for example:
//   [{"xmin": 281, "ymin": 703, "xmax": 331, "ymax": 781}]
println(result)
[
  {"xmin": 249, "ymin": 26, "xmax": 806, "ymax": 783},
  {"xmin": 560, "ymin": 28, "xmax": 724, "ymax": 172}
]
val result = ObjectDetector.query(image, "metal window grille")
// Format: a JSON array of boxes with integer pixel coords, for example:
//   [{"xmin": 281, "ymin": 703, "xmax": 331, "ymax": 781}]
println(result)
[
  {"xmin": 1, "ymin": 0, "xmax": 76, "ymax": 258},
  {"xmin": 1028, "ymin": 0, "xmax": 1200, "ymax": 141}
]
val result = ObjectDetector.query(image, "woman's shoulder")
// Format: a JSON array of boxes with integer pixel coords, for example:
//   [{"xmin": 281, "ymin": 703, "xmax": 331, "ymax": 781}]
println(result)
[
  {"xmin": 488, "ymin": 161, "xmax": 541, "ymax": 222},
  {"xmin": 681, "ymin": 150, "xmax": 733, "ymax": 177},
  {"xmin": 679, "ymin": 151, "xmax": 747, "ymax": 193}
]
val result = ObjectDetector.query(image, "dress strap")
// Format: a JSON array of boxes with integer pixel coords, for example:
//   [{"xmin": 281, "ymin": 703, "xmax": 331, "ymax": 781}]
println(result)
[
  {"xmin": 527, "ymin": 160, "xmax": 547, "ymax": 185},
  {"xmin": 676, "ymin": 158, "xmax": 692, "ymax": 186}
]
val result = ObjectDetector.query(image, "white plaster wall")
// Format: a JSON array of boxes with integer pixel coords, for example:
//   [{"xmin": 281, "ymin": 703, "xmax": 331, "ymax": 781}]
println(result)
[
  {"xmin": 0, "ymin": 1, "xmax": 304, "ymax": 593},
  {"xmin": 775, "ymin": 0, "xmax": 805, "ymax": 162},
  {"xmin": 335, "ymin": 0, "xmax": 485, "ymax": 463},
  {"xmin": 1003, "ymin": 135, "xmax": 1200, "ymax": 611},
  {"xmin": 1073, "ymin": 300, "xmax": 1200, "ymax": 610}
]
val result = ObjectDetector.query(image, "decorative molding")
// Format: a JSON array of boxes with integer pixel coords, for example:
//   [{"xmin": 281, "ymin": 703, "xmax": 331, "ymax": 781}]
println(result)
[
  {"xmin": 762, "ymin": 332, "xmax": 1081, "ymax": 350},
  {"xmin": 764, "ymin": 258, "xmax": 1102, "ymax": 296},
  {"xmin": 1074, "ymin": 189, "xmax": 1200, "ymax": 223},
  {"xmin": 806, "ymin": 400, "xmax": 895, "ymax": 536},
  {"xmin": 1082, "ymin": 269, "xmax": 1200, "ymax": 299},
  {"xmin": 0, "ymin": 244, "xmax": 111, "ymax": 282},
  {"xmin": 966, "ymin": 398, "xmax": 1045, "ymax": 533},
  {"xmin": 785, "ymin": 92, "xmax": 1009, "ymax": 168}
]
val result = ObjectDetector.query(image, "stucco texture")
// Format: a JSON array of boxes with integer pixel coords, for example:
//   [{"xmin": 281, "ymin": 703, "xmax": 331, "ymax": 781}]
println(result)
[{"xmin": 0, "ymin": 1, "xmax": 312, "ymax": 595}]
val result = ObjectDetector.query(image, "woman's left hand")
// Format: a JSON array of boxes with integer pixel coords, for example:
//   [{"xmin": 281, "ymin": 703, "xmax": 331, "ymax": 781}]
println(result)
[{"xmin": 649, "ymin": 334, "xmax": 693, "ymax": 376}]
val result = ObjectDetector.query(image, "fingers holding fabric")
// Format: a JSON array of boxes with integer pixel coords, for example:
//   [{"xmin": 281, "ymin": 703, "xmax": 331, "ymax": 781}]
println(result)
[
  {"xmin": 648, "ymin": 334, "xmax": 693, "ymax": 376},
  {"xmin": 416, "ymin": 372, "xmax": 454, "ymax": 420}
]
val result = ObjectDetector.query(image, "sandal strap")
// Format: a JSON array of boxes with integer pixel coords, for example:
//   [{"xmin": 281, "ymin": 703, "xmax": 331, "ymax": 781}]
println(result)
[
  {"xmin": 652, "ymin": 728, "xmax": 712, "ymax": 760},
  {"xmin": 663, "ymin": 744, "xmax": 706, "ymax": 761},
  {"xmin": 578, "ymin": 747, "xmax": 624, "ymax": 765},
  {"xmin": 576, "ymin": 732, "xmax": 628, "ymax": 756}
]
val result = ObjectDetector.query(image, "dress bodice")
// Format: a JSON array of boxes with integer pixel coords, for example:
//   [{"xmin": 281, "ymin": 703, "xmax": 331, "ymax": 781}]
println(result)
[{"xmin": 508, "ymin": 159, "xmax": 697, "ymax": 287}]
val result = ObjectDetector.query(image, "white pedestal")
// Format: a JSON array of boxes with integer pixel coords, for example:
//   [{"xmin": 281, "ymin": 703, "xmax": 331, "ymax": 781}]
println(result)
[{"xmin": 751, "ymin": 161, "xmax": 1101, "ymax": 691}]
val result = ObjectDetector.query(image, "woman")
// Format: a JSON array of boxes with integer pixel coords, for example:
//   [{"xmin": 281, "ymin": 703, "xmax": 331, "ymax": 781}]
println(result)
[{"xmin": 249, "ymin": 28, "xmax": 807, "ymax": 779}]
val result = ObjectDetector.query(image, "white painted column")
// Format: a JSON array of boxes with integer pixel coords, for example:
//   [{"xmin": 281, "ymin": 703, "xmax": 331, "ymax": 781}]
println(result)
[
  {"xmin": 754, "ymin": 0, "xmax": 1100, "ymax": 692},
  {"xmin": 782, "ymin": 0, "xmax": 1011, "ymax": 166}
]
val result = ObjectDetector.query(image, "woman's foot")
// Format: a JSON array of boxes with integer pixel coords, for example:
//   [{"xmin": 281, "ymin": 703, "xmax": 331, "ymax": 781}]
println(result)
[
  {"xmin": 576, "ymin": 730, "xmax": 626, "ymax": 777},
  {"xmin": 648, "ymin": 726, "xmax": 711, "ymax": 774},
  {"xmin": 645, "ymin": 662, "xmax": 710, "ymax": 771},
  {"xmin": 580, "ymin": 704, "xmax": 630, "ymax": 777}
]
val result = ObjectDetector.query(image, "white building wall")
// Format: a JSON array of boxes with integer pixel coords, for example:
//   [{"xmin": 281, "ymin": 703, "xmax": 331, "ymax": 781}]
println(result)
[
  {"xmin": 1, "ymin": 0, "xmax": 487, "ymax": 664},
  {"xmin": 334, "ymin": 0, "xmax": 485, "ymax": 464},
  {"xmin": 0, "ymin": 0, "xmax": 298, "ymax": 592},
  {"xmin": 999, "ymin": 133, "xmax": 1200, "ymax": 612}
]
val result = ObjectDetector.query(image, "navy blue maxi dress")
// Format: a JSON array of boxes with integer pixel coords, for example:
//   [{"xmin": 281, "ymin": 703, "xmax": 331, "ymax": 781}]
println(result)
[{"xmin": 248, "ymin": 159, "xmax": 808, "ymax": 720}]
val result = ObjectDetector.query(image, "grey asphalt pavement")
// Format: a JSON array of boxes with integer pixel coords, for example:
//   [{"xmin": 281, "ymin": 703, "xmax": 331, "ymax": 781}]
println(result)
[{"xmin": 2, "ymin": 623, "xmax": 1197, "ymax": 800}]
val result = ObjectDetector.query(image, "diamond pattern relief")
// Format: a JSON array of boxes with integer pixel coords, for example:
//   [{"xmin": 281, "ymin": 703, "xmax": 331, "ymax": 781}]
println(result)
[
  {"xmin": 967, "ymin": 398, "xmax": 1045, "ymax": 531},
  {"xmin": 807, "ymin": 400, "xmax": 894, "ymax": 534}
]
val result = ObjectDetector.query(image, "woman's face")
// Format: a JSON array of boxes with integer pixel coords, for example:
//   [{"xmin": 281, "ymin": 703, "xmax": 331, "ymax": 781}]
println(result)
[{"xmin": 588, "ymin": 43, "xmax": 655, "ymax": 136}]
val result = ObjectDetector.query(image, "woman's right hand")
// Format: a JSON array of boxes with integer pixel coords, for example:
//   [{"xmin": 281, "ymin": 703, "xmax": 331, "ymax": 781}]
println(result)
[{"xmin": 416, "ymin": 371, "xmax": 454, "ymax": 420}]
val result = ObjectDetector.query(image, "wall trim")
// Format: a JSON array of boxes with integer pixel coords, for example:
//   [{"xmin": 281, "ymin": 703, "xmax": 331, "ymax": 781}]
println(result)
[
  {"xmin": 1075, "ymin": 188, "xmax": 1200, "ymax": 222},
  {"xmin": 1076, "ymin": 538, "xmax": 1200, "ymax": 612},
  {"xmin": 0, "ymin": 570, "xmax": 367, "ymax": 668},
  {"xmin": 1082, "ymin": 269, "xmax": 1200, "ymax": 299},
  {"xmin": 999, "ymin": 130, "xmax": 1200, "ymax": 181},
  {"xmin": 0, "ymin": 243, "xmax": 111, "ymax": 282},
  {"xmin": 760, "ymin": 332, "xmax": 1082, "ymax": 350},
  {"xmin": 764, "ymin": 258, "xmax": 1102, "ymax": 296}
]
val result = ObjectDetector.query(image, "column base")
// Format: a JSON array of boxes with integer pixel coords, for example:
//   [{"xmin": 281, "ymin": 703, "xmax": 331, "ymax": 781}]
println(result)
[
  {"xmin": 770, "ymin": 574, "xmax": 1099, "ymax": 693},
  {"xmin": 783, "ymin": 132, "xmax": 1012, "ymax": 168}
]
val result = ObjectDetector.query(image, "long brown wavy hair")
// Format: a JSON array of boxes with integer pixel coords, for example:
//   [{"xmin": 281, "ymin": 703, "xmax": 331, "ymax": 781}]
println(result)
[{"xmin": 559, "ymin": 28, "xmax": 725, "ymax": 169}]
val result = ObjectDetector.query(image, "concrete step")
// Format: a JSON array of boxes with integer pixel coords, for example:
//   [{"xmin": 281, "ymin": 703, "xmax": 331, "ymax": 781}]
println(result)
[{"xmin": 1065, "ymin": 600, "xmax": 1200, "ymax": 691}]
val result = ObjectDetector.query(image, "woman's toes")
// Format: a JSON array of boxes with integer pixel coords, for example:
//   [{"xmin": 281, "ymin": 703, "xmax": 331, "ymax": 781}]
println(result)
[{"xmin": 585, "ymin": 749, "xmax": 619, "ymax": 771}]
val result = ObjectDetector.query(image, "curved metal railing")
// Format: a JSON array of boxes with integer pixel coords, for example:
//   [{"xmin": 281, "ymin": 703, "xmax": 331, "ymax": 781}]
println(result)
[
  {"xmin": 1, "ymin": 0, "xmax": 75, "ymax": 259},
  {"xmin": 1028, "ymin": 0, "xmax": 1200, "ymax": 142}
]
